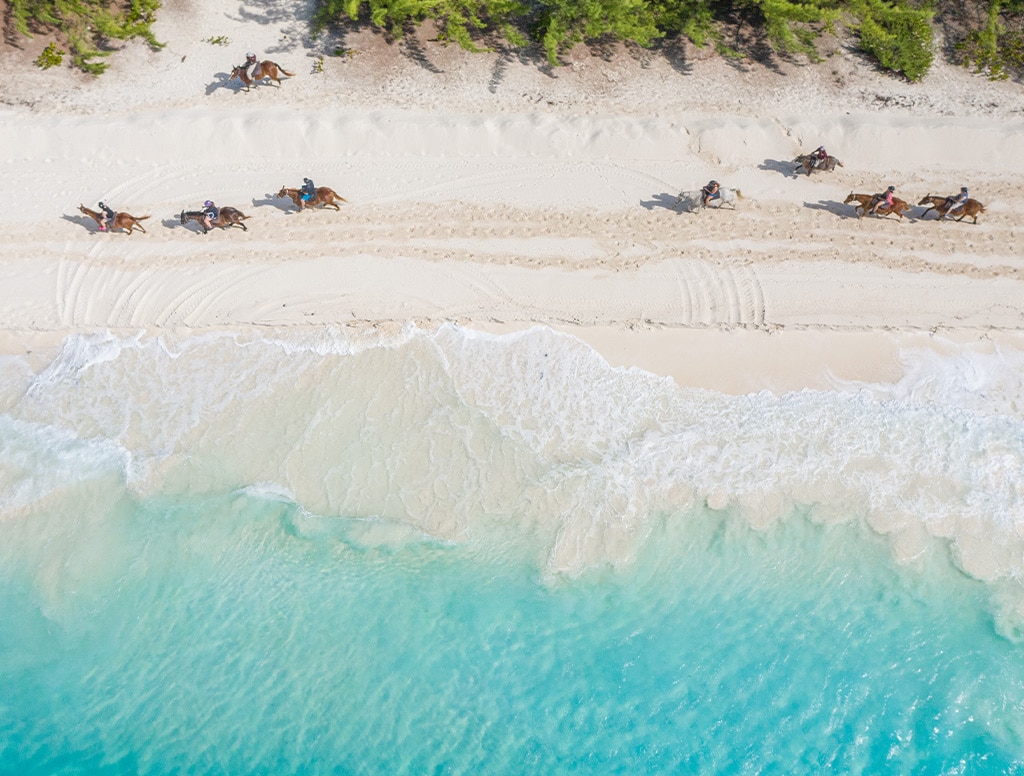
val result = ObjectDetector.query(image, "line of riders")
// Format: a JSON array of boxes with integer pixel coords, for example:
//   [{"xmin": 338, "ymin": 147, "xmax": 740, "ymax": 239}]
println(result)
[
  {"xmin": 88, "ymin": 144, "xmax": 978, "ymax": 233},
  {"xmin": 93, "ymin": 178, "xmax": 320, "ymax": 233},
  {"xmin": 700, "ymin": 146, "xmax": 973, "ymax": 219}
]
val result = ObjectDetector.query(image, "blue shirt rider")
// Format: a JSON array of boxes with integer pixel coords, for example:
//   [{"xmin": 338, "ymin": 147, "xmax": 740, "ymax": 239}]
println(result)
[
  {"xmin": 701, "ymin": 180, "xmax": 720, "ymax": 208},
  {"xmin": 870, "ymin": 185, "xmax": 895, "ymax": 215},
  {"xmin": 946, "ymin": 186, "xmax": 968, "ymax": 217},
  {"xmin": 300, "ymin": 178, "xmax": 316, "ymax": 206},
  {"xmin": 98, "ymin": 201, "xmax": 115, "ymax": 231},
  {"xmin": 202, "ymin": 200, "xmax": 218, "ymax": 231}
]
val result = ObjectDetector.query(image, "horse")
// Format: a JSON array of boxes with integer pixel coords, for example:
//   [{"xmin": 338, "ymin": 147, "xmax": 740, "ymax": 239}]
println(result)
[
  {"xmin": 78, "ymin": 204, "xmax": 150, "ymax": 234},
  {"xmin": 180, "ymin": 206, "xmax": 250, "ymax": 234},
  {"xmin": 675, "ymin": 187, "xmax": 744, "ymax": 213},
  {"xmin": 277, "ymin": 186, "xmax": 347, "ymax": 211},
  {"xmin": 844, "ymin": 192, "xmax": 911, "ymax": 220},
  {"xmin": 229, "ymin": 60, "xmax": 294, "ymax": 91},
  {"xmin": 793, "ymin": 154, "xmax": 843, "ymax": 176},
  {"xmin": 917, "ymin": 194, "xmax": 986, "ymax": 224}
]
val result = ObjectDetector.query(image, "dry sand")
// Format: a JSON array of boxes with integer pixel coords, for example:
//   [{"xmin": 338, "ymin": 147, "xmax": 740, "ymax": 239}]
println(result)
[{"xmin": 2, "ymin": 0, "xmax": 1024, "ymax": 392}]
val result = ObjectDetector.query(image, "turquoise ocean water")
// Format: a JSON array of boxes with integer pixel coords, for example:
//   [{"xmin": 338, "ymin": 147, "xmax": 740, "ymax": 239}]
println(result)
[{"xmin": 1, "ymin": 326, "xmax": 1023, "ymax": 773}]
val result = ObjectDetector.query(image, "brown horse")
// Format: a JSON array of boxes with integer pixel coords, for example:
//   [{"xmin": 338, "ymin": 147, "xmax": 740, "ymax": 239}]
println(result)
[
  {"xmin": 844, "ymin": 192, "xmax": 911, "ymax": 220},
  {"xmin": 78, "ymin": 204, "xmax": 150, "ymax": 234},
  {"xmin": 229, "ymin": 61, "xmax": 294, "ymax": 91},
  {"xmin": 180, "ymin": 207, "xmax": 250, "ymax": 234},
  {"xmin": 794, "ymin": 154, "xmax": 843, "ymax": 176},
  {"xmin": 277, "ymin": 186, "xmax": 347, "ymax": 211},
  {"xmin": 917, "ymin": 194, "xmax": 986, "ymax": 224}
]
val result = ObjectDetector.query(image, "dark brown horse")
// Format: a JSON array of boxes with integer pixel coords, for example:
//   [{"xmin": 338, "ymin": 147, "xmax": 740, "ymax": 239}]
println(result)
[
  {"xmin": 180, "ymin": 207, "xmax": 250, "ymax": 234},
  {"xmin": 229, "ymin": 61, "xmax": 294, "ymax": 91},
  {"xmin": 78, "ymin": 204, "xmax": 149, "ymax": 234},
  {"xmin": 794, "ymin": 154, "xmax": 843, "ymax": 176},
  {"xmin": 276, "ymin": 186, "xmax": 347, "ymax": 211},
  {"xmin": 844, "ymin": 192, "xmax": 911, "ymax": 220},
  {"xmin": 917, "ymin": 194, "xmax": 986, "ymax": 224}
]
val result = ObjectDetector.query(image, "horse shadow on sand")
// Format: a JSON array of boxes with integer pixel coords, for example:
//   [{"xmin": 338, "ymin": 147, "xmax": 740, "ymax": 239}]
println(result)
[
  {"xmin": 62, "ymin": 214, "xmax": 103, "ymax": 232},
  {"xmin": 803, "ymin": 200, "xmax": 860, "ymax": 220},
  {"xmin": 162, "ymin": 216, "xmax": 198, "ymax": 232},
  {"xmin": 206, "ymin": 73, "xmax": 247, "ymax": 95},
  {"xmin": 639, "ymin": 193, "xmax": 681, "ymax": 212},
  {"xmin": 760, "ymin": 158, "xmax": 800, "ymax": 178},
  {"xmin": 253, "ymin": 194, "xmax": 293, "ymax": 212}
]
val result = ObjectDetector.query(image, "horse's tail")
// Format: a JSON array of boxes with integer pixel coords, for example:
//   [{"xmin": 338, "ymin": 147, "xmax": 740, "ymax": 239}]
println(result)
[
  {"xmin": 275, "ymin": 64, "xmax": 295, "ymax": 77},
  {"xmin": 735, "ymin": 189, "xmax": 744, "ymax": 199},
  {"xmin": 137, "ymin": 215, "xmax": 151, "ymax": 221}
]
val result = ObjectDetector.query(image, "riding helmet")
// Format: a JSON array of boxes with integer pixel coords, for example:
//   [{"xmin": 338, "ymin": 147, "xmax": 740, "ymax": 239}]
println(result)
[
  {"xmin": 709, "ymin": 180, "xmax": 717, "ymax": 186},
  {"xmin": 98, "ymin": 202, "xmax": 105, "ymax": 208},
  {"xmin": 887, "ymin": 185, "xmax": 895, "ymax": 192},
  {"xmin": 961, "ymin": 186, "xmax": 968, "ymax": 192},
  {"xmin": 304, "ymin": 178, "xmax": 311, "ymax": 184},
  {"xmin": 247, "ymin": 52, "xmax": 255, "ymax": 58},
  {"xmin": 204, "ymin": 200, "xmax": 214, "ymax": 207}
]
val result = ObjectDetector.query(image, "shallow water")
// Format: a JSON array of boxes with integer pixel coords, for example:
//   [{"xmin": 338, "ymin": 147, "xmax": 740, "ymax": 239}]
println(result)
[{"xmin": 1, "ymin": 326, "xmax": 1023, "ymax": 772}]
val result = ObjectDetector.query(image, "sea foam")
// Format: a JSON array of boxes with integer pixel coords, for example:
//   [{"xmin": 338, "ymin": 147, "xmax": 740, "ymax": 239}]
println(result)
[{"xmin": 3, "ymin": 326, "xmax": 1024, "ymax": 634}]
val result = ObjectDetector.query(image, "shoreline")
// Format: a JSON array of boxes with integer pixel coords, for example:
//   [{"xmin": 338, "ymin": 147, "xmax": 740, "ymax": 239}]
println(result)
[
  {"xmin": 5, "ymin": 325, "xmax": 1023, "ymax": 397},
  {"xmin": 1, "ymin": 3, "xmax": 1023, "ymax": 397}
]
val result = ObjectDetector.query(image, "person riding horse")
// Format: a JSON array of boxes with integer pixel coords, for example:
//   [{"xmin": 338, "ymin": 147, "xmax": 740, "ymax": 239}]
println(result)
[
  {"xmin": 239, "ymin": 52, "xmax": 258, "ymax": 81},
  {"xmin": 701, "ymin": 180, "xmax": 721, "ymax": 209},
  {"xmin": 811, "ymin": 146, "xmax": 830, "ymax": 169},
  {"xmin": 202, "ymin": 200, "xmax": 219, "ymax": 232},
  {"xmin": 869, "ymin": 185, "xmax": 896, "ymax": 216},
  {"xmin": 300, "ymin": 178, "xmax": 316, "ymax": 207},
  {"xmin": 945, "ymin": 186, "xmax": 969, "ymax": 219},
  {"xmin": 98, "ymin": 201, "xmax": 115, "ymax": 232}
]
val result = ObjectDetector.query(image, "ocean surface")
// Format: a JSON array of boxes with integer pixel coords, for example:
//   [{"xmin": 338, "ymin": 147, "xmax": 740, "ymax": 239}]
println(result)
[{"xmin": 1, "ymin": 325, "xmax": 1023, "ymax": 774}]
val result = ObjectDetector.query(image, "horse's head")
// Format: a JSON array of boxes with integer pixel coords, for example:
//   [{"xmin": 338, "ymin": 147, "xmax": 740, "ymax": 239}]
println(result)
[
  {"xmin": 917, "ymin": 195, "xmax": 934, "ymax": 206},
  {"xmin": 78, "ymin": 204, "xmax": 89, "ymax": 215},
  {"xmin": 843, "ymin": 192, "xmax": 857, "ymax": 204},
  {"xmin": 180, "ymin": 210, "xmax": 186, "ymax": 225},
  {"xmin": 229, "ymin": 66, "xmax": 240, "ymax": 80},
  {"xmin": 276, "ymin": 187, "xmax": 289, "ymax": 199}
]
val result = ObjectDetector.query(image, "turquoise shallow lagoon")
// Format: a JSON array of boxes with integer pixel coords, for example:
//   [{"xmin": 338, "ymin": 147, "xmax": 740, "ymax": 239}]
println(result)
[{"xmin": 1, "ymin": 327, "xmax": 1023, "ymax": 773}]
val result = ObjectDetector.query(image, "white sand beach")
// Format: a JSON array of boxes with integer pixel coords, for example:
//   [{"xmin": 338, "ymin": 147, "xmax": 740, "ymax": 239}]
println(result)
[{"xmin": 2, "ymin": 0, "xmax": 1023, "ymax": 391}]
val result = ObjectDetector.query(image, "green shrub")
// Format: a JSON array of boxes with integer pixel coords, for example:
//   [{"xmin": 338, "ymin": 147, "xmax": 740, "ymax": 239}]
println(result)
[
  {"xmin": 955, "ymin": 0, "xmax": 1024, "ymax": 79},
  {"xmin": 34, "ymin": 41, "xmax": 64, "ymax": 69},
  {"xmin": 11, "ymin": 0, "xmax": 164, "ymax": 74},
  {"xmin": 850, "ymin": 0, "xmax": 934, "ymax": 81}
]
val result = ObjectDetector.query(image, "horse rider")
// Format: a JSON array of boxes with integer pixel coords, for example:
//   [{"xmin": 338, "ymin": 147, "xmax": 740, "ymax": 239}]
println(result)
[
  {"xmin": 240, "ymin": 51, "xmax": 258, "ymax": 80},
  {"xmin": 945, "ymin": 186, "xmax": 969, "ymax": 218},
  {"xmin": 869, "ymin": 185, "xmax": 895, "ymax": 216},
  {"xmin": 701, "ymin": 180, "xmax": 721, "ymax": 208},
  {"xmin": 98, "ymin": 201, "xmax": 115, "ymax": 232},
  {"xmin": 300, "ymin": 178, "xmax": 316, "ymax": 208},
  {"xmin": 811, "ymin": 145, "xmax": 829, "ymax": 169},
  {"xmin": 202, "ymin": 200, "xmax": 219, "ymax": 232}
]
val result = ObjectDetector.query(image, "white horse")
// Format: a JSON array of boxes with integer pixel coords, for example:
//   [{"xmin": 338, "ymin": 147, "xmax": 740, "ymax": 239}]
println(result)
[{"xmin": 675, "ymin": 187, "xmax": 743, "ymax": 213}]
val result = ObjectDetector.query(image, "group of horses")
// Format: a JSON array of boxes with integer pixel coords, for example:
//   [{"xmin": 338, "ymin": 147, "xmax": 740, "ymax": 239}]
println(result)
[
  {"xmin": 78, "ymin": 185, "xmax": 346, "ymax": 236},
  {"xmin": 675, "ymin": 150, "xmax": 985, "ymax": 223},
  {"xmin": 842, "ymin": 192, "xmax": 986, "ymax": 222}
]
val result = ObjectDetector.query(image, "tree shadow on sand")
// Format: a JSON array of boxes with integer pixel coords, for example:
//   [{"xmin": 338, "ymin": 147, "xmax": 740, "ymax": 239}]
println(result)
[{"xmin": 639, "ymin": 193, "xmax": 681, "ymax": 212}]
